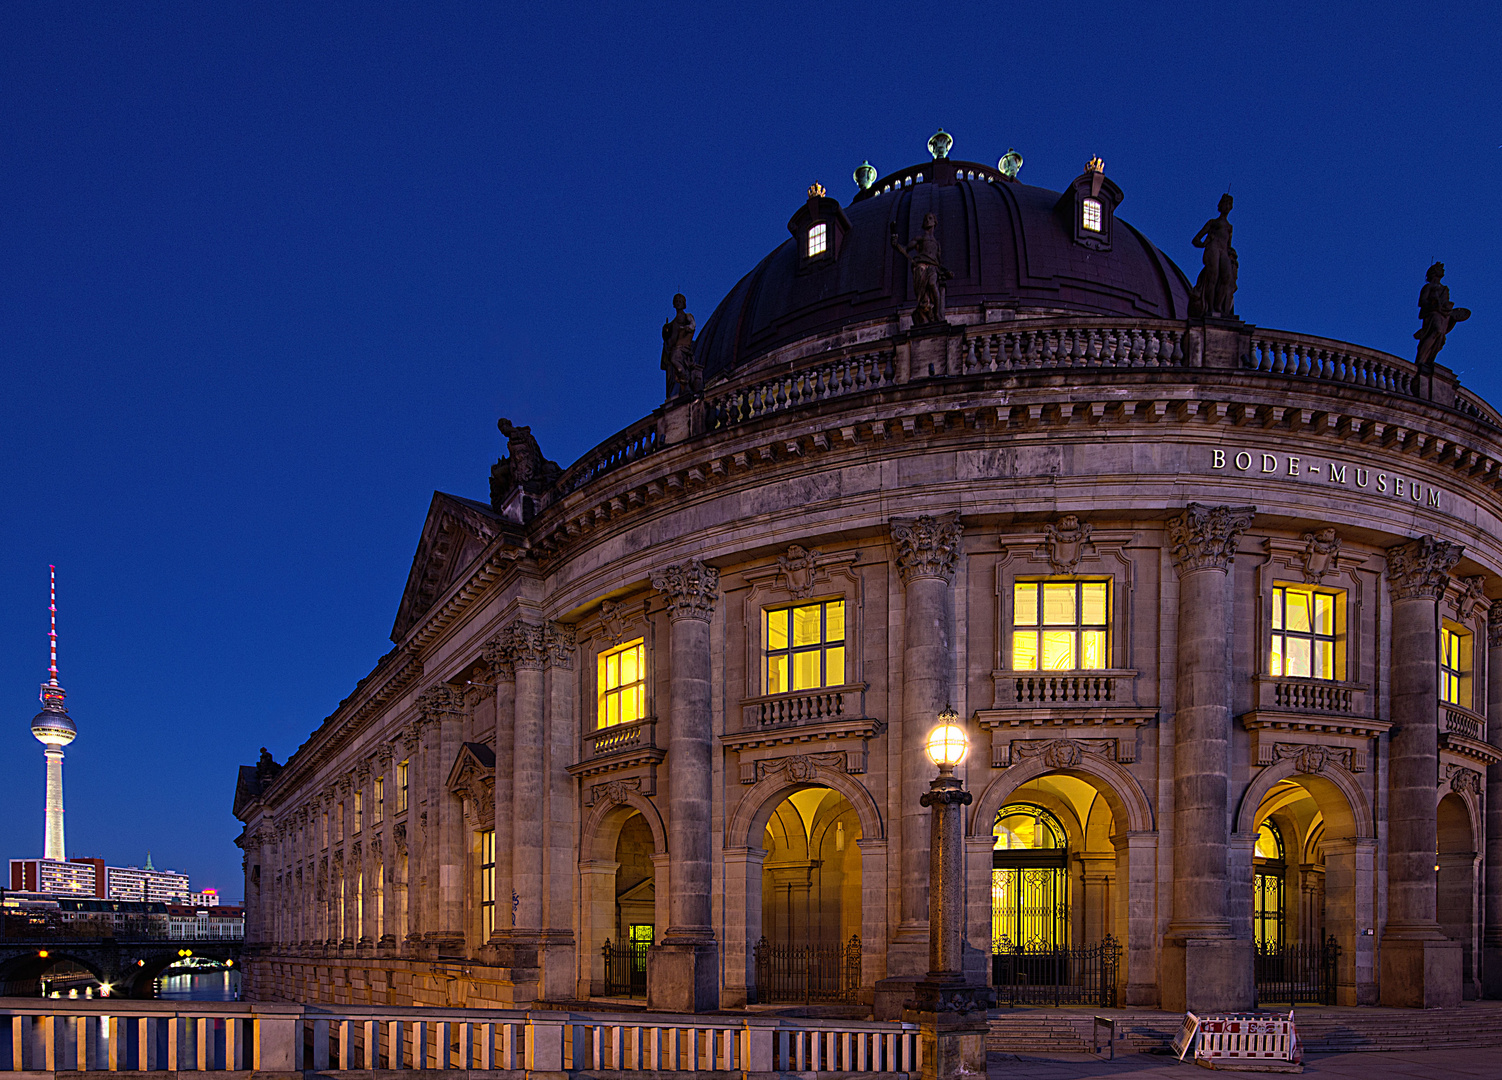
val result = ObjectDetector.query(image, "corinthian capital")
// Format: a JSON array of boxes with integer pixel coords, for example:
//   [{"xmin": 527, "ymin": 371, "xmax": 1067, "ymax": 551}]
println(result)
[
  {"xmin": 1386, "ymin": 536, "xmax": 1462, "ymax": 602},
  {"xmin": 890, "ymin": 513, "xmax": 963, "ymax": 585},
  {"xmin": 506, "ymin": 621, "xmax": 549, "ymax": 670},
  {"xmin": 417, "ymin": 682, "xmax": 467, "ymax": 722},
  {"xmin": 545, "ymin": 622, "xmax": 577, "ymax": 669},
  {"xmin": 1167, "ymin": 503, "xmax": 1256, "ymax": 575},
  {"xmin": 651, "ymin": 559, "xmax": 720, "ymax": 621},
  {"xmin": 481, "ymin": 634, "xmax": 516, "ymax": 683}
]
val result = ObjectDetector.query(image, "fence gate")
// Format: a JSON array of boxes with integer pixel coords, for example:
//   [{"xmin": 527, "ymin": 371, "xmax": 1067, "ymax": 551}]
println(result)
[
  {"xmin": 754, "ymin": 935, "xmax": 861, "ymax": 1004},
  {"xmin": 1254, "ymin": 936, "xmax": 1339, "ymax": 1005},
  {"xmin": 992, "ymin": 935, "xmax": 1119, "ymax": 1007},
  {"xmin": 601, "ymin": 938, "xmax": 649, "ymax": 998}
]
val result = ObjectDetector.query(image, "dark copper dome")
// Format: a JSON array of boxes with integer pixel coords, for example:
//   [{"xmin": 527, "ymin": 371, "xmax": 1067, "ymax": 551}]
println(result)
[{"xmin": 694, "ymin": 158, "xmax": 1193, "ymax": 382}]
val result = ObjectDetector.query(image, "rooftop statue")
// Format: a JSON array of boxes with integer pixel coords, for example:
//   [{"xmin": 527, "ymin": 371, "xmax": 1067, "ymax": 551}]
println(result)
[
  {"xmin": 491, "ymin": 417, "xmax": 561, "ymax": 504},
  {"xmin": 661, "ymin": 293, "xmax": 702, "ymax": 402},
  {"xmin": 1188, "ymin": 194, "xmax": 1238, "ymax": 319},
  {"xmin": 1414, "ymin": 262, "xmax": 1470, "ymax": 369},
  {"xmin": 890, "ymin": 212, "xmax": 953, "ymax": 325}
]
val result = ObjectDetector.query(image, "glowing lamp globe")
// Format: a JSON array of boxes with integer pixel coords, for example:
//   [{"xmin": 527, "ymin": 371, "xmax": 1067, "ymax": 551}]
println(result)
[{"xmin": 925, "ymin": 710, "xmax": 968, "ymax": 768}]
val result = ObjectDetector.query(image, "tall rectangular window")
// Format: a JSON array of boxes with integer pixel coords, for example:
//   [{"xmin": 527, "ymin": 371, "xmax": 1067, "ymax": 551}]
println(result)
[
  {"xmin": 373, "ymin": 776, "xmax": 384, "ymax": 824},
  {"xmin": 1270, "ymin": 584, "xmax": 1340, "ymax": 680},
  {"xmin": 1441, "ymin": 625, "xmax": 1468, "ymax": 707},
  {"xmin": 764, "ymin": 598, "xmax": 846, "ymax": 693},
  {"xmin": 479, "ymin": 828, "xmax": 496, "ymax": 941},
  {"xmin": 337, "ymin": 802, "xmax": 345, "ymax": 842},
  {"xmin": 354, "ymin": 791, "xmax": 363, "ymax": 833},
  {"xmin": 397, "ymin": 760, "xmax": 409, "ymax": 813},
  {"xmin": 322, "ymin": 812, "xmax": 329, "ymax": 849},
  {"xmin": 807, "ymin": 222, "xmax": 828, "ymax": 256},
  {"xmin": 1082, "ymin": 198, "xmax": 1103, "ymax": 232},
  {"xmin": 598, "ymin": 638, "xmax": 646, "ymax": 728},
  {"xmin": 1012, "ymin": 581, "xmax": 1109, "ymax": 670}
]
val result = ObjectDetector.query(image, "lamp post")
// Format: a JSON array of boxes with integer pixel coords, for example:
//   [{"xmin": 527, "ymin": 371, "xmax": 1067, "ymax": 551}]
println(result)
[{"xmin": 906, "ymin": 708, "xmax": 991, "ymax": 1080}]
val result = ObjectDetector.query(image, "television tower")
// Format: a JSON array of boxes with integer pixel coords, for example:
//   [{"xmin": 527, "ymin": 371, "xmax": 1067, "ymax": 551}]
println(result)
[{"xmin": 31, "ymin": 566, "xmax": 76, "ymax": 861}]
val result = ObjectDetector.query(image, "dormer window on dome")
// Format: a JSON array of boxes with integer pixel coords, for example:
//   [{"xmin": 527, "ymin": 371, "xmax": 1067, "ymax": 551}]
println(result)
[
  {"xmin": 788, "ymin": 182, "xmax": 851, "ymax": 271},
  {"xmin": 807, "ymin": 222, "xmax": 828, "ymax": 256},
  {"xmin": 1057, "ymin": 157, "xmax": 1122, "ymax": 252}
]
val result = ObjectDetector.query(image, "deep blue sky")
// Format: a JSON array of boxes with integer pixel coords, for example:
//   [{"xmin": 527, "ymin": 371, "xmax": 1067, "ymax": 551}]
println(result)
[{"xmin": 1, "ymin": 4, "xmax": 1497, "ymax": 897}]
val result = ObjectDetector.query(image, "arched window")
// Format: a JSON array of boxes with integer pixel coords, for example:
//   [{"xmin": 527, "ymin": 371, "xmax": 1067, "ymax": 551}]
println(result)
[
  {"xmin": 992, "ymin": 804, "xmax": 1069, "ymax": 954},
  {"xmin": 1254, "ymin": 821, "xmax": 1285, "ymax": 948}
]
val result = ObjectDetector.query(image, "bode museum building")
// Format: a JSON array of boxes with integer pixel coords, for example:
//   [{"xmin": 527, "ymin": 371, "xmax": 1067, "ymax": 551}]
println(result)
[{"xmin": 234, "ymin": 133, "xmax": 1502, "ymax": 1015}]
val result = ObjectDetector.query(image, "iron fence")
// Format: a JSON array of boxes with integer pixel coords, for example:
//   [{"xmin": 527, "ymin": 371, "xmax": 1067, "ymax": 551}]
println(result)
[
  {"xmin": 992, "ymin": 935, "xmax": 1119, "ymax": 1007},
  {"xmin": 1254, "ymin": 936, "xmax": 1339, "ymax": 1005},
  {"xmin": 600, "ymin": 939, "xmax": 649, "ymax": 998},
  {"xmin": 754, "ymin": 935, "xmax": 861, "ymax": 1004}
]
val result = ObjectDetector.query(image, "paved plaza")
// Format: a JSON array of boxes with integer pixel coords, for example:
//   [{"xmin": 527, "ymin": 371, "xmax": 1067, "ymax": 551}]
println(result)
[{"xmin": 988, "ymin": 1048, "xmax": 1502, "ymax": 1078}]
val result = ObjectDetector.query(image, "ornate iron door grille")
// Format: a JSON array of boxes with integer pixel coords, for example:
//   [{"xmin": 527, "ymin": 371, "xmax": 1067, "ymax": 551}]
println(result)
[
  {"xmin": 992, "ymin": 935, "xmax": 1120, "ymax": 1007},
  {"xmin": 753, "ymin": 935, "xmax": 861, "ymax": 1003},
  {"xmin": 1254, "ymin": 935, "xmax": 1339, "ymax": 1005},
  {"xmin": 601, "ymin": 938, "xmax": 649, "ymax": 998}
]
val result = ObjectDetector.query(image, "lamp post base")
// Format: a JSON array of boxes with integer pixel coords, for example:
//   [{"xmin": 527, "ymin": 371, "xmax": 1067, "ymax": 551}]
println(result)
[{"xmin": 903, "ymin": 977, "xmax": 993, "ymax": 1080}]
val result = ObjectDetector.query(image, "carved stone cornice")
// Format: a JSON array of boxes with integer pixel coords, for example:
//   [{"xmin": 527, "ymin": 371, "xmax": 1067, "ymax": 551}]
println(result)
[
  {"xmin": 1167, "ymin": 502, "xmax": 1256, "ymax": 575},
  {"xmin": 1490, "ymin": 605, "xmax": 1502, "ymax": 650},
  {"xmin": 417, "ymin": 682, "xmax": 467, "ymax": 721},
  {"xmin": 545, "ymin": 622, "xmax": 577, "ymax": 669},
  {"xmin": 1385, "ymin": 536, "xmax": 1462, "ymax": 602},
  {"xmin": 651, "ymin": 558, "xmax": 720, "ymax": 621},
  {"xmin": 506, "ymin": 621, "xmax": 549, "ymax": 670},
  {"xmin": 890, "ymin": 512, "xmax": 963, "ymax": 585}
]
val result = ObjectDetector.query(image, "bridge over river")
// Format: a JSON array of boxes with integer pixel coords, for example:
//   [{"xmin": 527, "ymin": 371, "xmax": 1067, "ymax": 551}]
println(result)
[{"xmin": 0, "ymin": 939, "xmax": 242, "ymax": 998}]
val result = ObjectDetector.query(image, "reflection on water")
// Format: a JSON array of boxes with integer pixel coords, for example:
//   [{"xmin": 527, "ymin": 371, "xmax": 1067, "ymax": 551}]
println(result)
[{"xmin": 156, "ymin": 971, "xmax": 242, "ymax": 1001}]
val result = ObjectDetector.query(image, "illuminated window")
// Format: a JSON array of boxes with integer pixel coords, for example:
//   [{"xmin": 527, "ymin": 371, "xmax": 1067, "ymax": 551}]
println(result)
[
  {"xmin": 807, "ymin": 222, "xmax": 828, "ymax": 256},
  {"xmin": 1253, "ymin": 821, "xmax": 1285, "ymax": 949},
  {"xmin": 764, "ymin": 599, "xmax": 846, "ymax": 693},
  {"xmin": 1082, "ymin": 198, "xmax": 1102, "ymax": 232},
  {"xmin": 396, "ymin": 760, "xmax": 409, "ymax": 813},
  {"xmin": 598, "ymin": 638, "xmax": 646, "ymax": 728},
  {"xmin": 479, "ymin": 828, "xmax": 496, "ymax": 941},
  {"xmin": 1270, "ymin": 584, "xmax": 1341, "ymax": 680},
  {"xmin": 1441, "ymin": 624, "xmax": 1469, "ymax": 707},
  {"xmin": 1012, "ymin": 581, "xmax": 1109, "ymax": 670},
  {"xmin": 353, "ymin": 791, "xmax": 363, "ymax": 833},
  {"xmin": 373, "ymin": 777, "xmax": 384, "ymax": 824}
]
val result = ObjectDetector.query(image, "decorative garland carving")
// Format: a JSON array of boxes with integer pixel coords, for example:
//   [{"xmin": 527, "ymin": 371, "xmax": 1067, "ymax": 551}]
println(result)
[
  {"xmin": 755, "ymin": 751, "xmax": 847, "ymax": 783},
  {"xmin": 1272, "ymin": 742, "xmax": 1352, "ymax": 775},
  {"xmin": 1009, "ymin": 738, "xmax": 1116, "ymax": 769},
  {"xmin": 591, "ymin": 777, "xmax": 643, "ymax": 807},
  {"xmin": 1167, "ymin": 502, "xmax": 1256, "ymax": 575},
  {"xmin": 651, "ymin": 559, "xmax": 720, "ymax": 621},
  {"xmin": 890, "ymin": 513, "xmax": 963, "ymax": 585},
  {"xmin": 1042, "ymin": 516, "xmax": 1094, "ymax": 574},
  {"xmin": 1298, "ymin": 527, "xmax": 1342, "ymax": 583},
  {"xmin": 1490, "ymin": 605, "xmax": 1502, "ymax": 650},
  {"xmin": 1386, "ymin": 536, "xmax": 1462, "ymax": 602}
]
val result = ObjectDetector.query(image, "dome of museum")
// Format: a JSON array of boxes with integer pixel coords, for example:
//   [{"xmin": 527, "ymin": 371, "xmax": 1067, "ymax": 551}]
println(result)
[{"xmin": 694, "ymin": 151, "xmax": 1193, "ymax": 381}]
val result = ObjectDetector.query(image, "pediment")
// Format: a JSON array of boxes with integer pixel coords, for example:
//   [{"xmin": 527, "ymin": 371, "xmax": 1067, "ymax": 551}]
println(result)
[{"xmin": 391, "ymin": 492, "xmax": 514, "ymax": 642}]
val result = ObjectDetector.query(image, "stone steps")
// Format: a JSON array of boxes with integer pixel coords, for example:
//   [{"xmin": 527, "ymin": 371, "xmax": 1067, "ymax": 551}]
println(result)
[{"xmin": 987, "ymin": 1006, "xmax": 1502, "ymax": 1056}]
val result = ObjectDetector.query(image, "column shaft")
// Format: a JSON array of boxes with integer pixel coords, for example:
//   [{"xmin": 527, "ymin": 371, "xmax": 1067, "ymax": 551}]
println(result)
[{"xmin": 1482, "ymin": 613, "xmax": 1502, "ymax": 997}]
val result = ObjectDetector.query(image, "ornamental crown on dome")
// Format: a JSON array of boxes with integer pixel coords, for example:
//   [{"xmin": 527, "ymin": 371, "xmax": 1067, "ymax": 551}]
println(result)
[{"xmin": 808, "ymin": 182, "xmax": 826, "ymax": 199}]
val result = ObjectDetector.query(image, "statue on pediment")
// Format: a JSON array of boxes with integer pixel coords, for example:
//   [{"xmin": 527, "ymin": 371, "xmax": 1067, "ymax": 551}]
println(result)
[
  {"xmin": 1414, "ymin": 262, "xmax": 1470, "ymax": 368},
  {"xmin": 891, "ymin": 212, "xmax": 952, "ymax": 324},
  {"xmin": 1189, "ymin": 194, "xmax": 1238, "ymax": 319},
  {"xmin": 661, "ymin": 293, "xmax": 703, "ymax": 402},
  {"xmin": 491, "ymin": 417, "xmax": 561, "ymax": 505}
]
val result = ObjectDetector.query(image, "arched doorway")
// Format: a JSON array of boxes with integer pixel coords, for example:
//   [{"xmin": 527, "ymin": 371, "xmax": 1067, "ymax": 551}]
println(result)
[
  {"xmin": 1248, "ymin": 779, "xmax": 1337, "ymax": 1004},
  {"xmin": 1437, "ymin": 792, "xmax": 1479, "ymax": 999},
  {"xmin": 577, "ymin": 795, "xmax": 666, "ymax": 1001},
  {"xmin": 988, "ymin": 775, "xmax": 1121, "ymax": 1005},
  {"xmin": 757, "ymin": 786, "xmax": 862, "ymax": 1002}
]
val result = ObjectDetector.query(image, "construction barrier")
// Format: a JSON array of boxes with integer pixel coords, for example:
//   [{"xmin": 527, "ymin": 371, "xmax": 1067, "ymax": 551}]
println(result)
[{"xmin": 1175, "ymin": 1010, "xmax": 1302, "ymax": 1067}]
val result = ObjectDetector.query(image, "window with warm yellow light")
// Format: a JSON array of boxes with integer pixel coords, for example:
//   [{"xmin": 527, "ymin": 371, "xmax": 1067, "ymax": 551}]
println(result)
[
  {"xmin": 479, "ymin": 828, "xmax": 496, "ymax": 941},
  {"xmin": 807, "ymin": 222, "xmax": 828, "ymax": 256},
  {"xmin": 598, "ymin": 638, "xmax": 646, "ymax": 728},
  {"xmin": 1441, "ymin": 623, "xmax": 1469, "ymax": 707},
  {"xmin": 1082, "ymin": 198, "xmax": 1103, "ymax": 232},
  {"xmin": 764, "ymin": 599, "xmax": 846, "ymax": 693},
  {"xmin": 1012, "ymin": 581, "xmax": 1108, "ymax": 670},
  {"xmin": 396, "ymin": 760, "xmax": 408, "ymax": 813},
  {"xmin": 1270, "ymin": 584, "xmax": 1342, "ymax": 680}
]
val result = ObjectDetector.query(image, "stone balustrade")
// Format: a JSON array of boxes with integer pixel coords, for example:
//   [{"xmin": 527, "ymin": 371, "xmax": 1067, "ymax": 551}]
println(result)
[
  {"xmin": 996, "ymin": 670, "xmax": 1133, "ymax": 706},
  {"xmin": 1257, "ymin": 676, "xmax": 1362, "ymax": 716},
  {"xmin": 741, "ymin": 684, "xmax": 865, "ymax": 728},
  {"xmin": 556, "ymin": 416, "xmax": 660, "ymax": 497},
  {"xmin": 1242, "ymin": 332, "xmax": 1415, "ymax": 395},
  {"xmin": 0, "ymin": 1001, "xmax": 920, "ymax": 1077},
  {"xmin": 962, "ymin": 323, "xmax": 1185, "ymax": 372},
  {"xmin": 707, "ymin": 350, "xmax": 896, "ymax": 431},
  {"xmin": 584, "ymin": 716, "xmax": 657, "ymax": 758},
  {"xmin": 1441, "ymin": 703, "xmax": 1486, "ymax": 744}
]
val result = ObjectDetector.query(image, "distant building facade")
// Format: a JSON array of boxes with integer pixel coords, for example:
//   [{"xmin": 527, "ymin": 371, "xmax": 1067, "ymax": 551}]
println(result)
[
  {"xmin": 166, "ymin": 904, "xmax": 245, "ymax": 941},
  {"xmin": 235, "ymin": 142, "xmax": 1502, "ymax": 1015},
  {"xmin": 105, "ymin": 864, "xmax": 191, "ymax": 904},
  {"xmin": 191, "ymin": 889, "xmax": 221, "ymax": 907},
  {"xmin": 8, "ymin": 857, "xmax": 191, "ymax": 904}
]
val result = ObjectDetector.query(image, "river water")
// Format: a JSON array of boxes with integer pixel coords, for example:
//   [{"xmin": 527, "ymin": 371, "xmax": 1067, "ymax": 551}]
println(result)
[{"xmin": 155, "ymin": 971, "xmax": 242, "ymax": 1001}]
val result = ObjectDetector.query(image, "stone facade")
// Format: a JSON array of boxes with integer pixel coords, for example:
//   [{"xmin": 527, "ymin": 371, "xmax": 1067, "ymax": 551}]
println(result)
[{"xmin": 234, "ymin": 157, "xmax": 1502, "ymax": 1014}]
